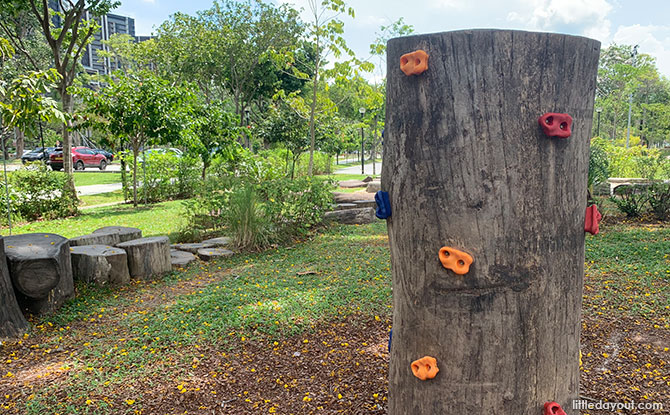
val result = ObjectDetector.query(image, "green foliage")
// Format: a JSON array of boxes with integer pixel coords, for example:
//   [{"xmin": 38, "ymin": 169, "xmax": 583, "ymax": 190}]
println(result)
[
  {"xmin": 0, "ymin": 69, "xmax": 66, "ymax": 137},
  {"xmin": 591, "ymin": 137, "xmax": 669, "ymax": 179},
  {"xmin": 589, "ymin": 137, "xmax": 610, "ymax": 191},
  {"xmin": 182, "ymin": 173, "xmax": 336, "ymax": 250},
  {"xmin": 610, "ymin": 184, "xmax": 650, "ymax": 217},
  {"xmin": 120, "ymin": 151, "xmax": 200, "ymax": 203},
  {"xmin": 1, "ymin": 163, "xmax": 77, "ymax": 223},
  {"xmin": 647, "ymin": 182, "xmax": 670, "ymax": 220}
]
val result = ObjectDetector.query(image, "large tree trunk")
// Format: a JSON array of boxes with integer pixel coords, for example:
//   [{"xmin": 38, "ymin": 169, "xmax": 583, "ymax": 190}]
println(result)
[
  {"xmin": 384, "ymin": 30, "xmax": 600, "ymax": 415},
  {"xmin": 60, "ymin": 88, "xmax": 76, "ymax": 199},
  {"xmin": 0, "ymin": 236, "xmax": 29, "ymax": 339}
]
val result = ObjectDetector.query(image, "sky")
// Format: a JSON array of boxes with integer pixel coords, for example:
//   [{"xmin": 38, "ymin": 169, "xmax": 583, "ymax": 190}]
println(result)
[{"xmin": 115, "ymin": 0, "xmax": 670, "ymax": 79}]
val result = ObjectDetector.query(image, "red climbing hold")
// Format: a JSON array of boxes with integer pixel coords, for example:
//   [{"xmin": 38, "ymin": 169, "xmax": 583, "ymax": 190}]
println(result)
[
  {"xmin": 543, "ymin": 401, "xmax": 567, "ymax": 415},
  {"xmin": 538, "ymin": 113, "xmax": 573, "ymax": 138},
  {"xmin": 584, "ymin": 204, "xmax": 602, "ymax": 235}
]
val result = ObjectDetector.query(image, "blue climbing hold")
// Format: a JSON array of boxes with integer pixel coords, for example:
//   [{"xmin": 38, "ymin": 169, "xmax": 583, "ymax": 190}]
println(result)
[
  {"xmin": 388, "ymin": 328, "xmax": 392, "ymax": 353},
  {"xmin": 375, "ymin": 191, "xmax": 391, "ymax": 219}
]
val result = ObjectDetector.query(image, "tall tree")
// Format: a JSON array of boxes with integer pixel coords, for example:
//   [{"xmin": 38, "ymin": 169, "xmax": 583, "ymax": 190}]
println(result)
[
  {"xmin": 187, "ymin": 101, "xmax": 240, "ymax": 179},
  {"xmin": 302, "ymin": 0, "xmax": 372, "ymax": 176},
  {"xmin": 75, "ymin": 71, "xmax": 192, "ymax": 206},
  {"xmin": 0, "ymin": 0, "xmax": 119, "ymax": 195}
]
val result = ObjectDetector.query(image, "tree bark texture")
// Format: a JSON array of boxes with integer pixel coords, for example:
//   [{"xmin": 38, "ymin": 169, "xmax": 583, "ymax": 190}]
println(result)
[
  {"xmin": 0, "ymin": 236, "xmax": 29, "ymax": 339},
  {"xmin": 5, "ymin": 233, "xmax": 74, "ymax": 315},
  {"xmin": 117, "ymin": 236, "xmax": 171, "ymax": 280},
  {"xmin": 383, "ymin": 30, "xmax": 600, "ymax": 415}
]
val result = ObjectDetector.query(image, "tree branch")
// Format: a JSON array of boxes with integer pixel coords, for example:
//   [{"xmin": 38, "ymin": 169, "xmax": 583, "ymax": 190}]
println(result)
[{"xmin": 0, "ymin": 20, "xmax": 41, "ymax": 70}]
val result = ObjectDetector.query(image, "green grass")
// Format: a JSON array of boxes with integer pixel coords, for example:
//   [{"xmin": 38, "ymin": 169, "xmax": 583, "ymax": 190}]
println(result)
[
  {"xmin": 584, "ymin": 223, "xmax": 669, "ymax": 325},
  {"xmin": 0, "ymin": 199, "xmax": 186, "ymax": 241},
  {"xmin": 2, "ymin": 222, "xmax": 392, "ymax": 414},
  {"xmin": 78, "ymin": 190, "xmax": 125, "ymax": 207},
  {"xmin": 70, "ymin": 172, "xmax": 122, "ymax": 187}
]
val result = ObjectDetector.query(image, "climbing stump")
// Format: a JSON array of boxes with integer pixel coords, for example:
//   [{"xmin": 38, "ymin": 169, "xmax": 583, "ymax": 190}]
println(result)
[
  {"xmin": 384, "ymin": 30, "xmax": 600, "ymax": 414},
  {"xmin": 4, "ymin": 233, "xmax": 74, "ymax": 315},
  {"xmin": 0, "ymin": 236, "xmax": 29, "ymax": 338}
]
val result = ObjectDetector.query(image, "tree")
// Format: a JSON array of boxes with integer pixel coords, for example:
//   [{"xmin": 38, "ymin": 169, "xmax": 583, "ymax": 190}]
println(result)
[
  {"xmin": 188, "ymin": 101, "xmax": 240, "ymax": 179},
  {"xmin": 75, "ymin": 71, "xmax": 192, "ymax": 206},
  {"xmin": 0, "ymin": 0, "xmax": 119, "ymax": 195},
  {"xmin": 259, "ymin": 102, "xmax": 310, "ymax": 179}
]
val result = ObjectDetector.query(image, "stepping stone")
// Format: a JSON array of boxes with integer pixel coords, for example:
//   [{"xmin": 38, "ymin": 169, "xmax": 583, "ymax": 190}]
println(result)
[
  {"xmin": 4, "ymin": 233, "xmax": 74, "ymax": 315},
  {"xmin": 117, "ymin": 236, "xmax": 171, "ymax": 280},
  {"xmin": 352, "ymin": 200, "xmax": 377, "ymax": 208},
  {"xmin": 171, "ymin": 242, "xmax": 218, "ymax": 254},
  {"xmin": 338, "ymin": 180, "xmax": 368, "ymax": 188},
  {"xmin": 362, "ymin": 176, "xmax": 374, "ymax": 183},
  {"xmin": 324, "ymin": 207, "xmax": 376, "ymax": 225},
  {"xmin": 197, "ymin": 248, "xmax": 234, "ymax": 261},
  {"xmin": 70, "ymin": 245, "xmax": 130, "ymax": 285},
  {"xmin": 333, "ymin": 191, "xmax": 375, "ymax": 203},
  {"xmin": 93, "ymin": 226, "xmax": 142, "ymax": 243},
  {"xmin": 334, "ymin": 203, "xmax": 357, "ymax": 211},
  {"xmin": 170, "ymin": 249, "xmax": 198, "ymax": 269},
  {"xmin": 69, "ymin": 231, "xmax": 121, "ymax": 247},
  {"xmin": 200, "ymin": 236, "xmax": 231, "ymax": 247},
  {"xmin": 366, "ymin": 181, "xmax": 381, "ymax": 193}
]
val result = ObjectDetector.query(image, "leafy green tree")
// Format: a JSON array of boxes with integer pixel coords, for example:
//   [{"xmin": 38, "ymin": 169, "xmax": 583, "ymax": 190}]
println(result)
[
  {"xmin": 0, "ymin": 0, "xmax": 119, "ymax": 195},
  {"xmin": 75, "ymin": 71, "xmax": 193, "ymax": 206},
  {"xmin": 187, "ymin": 101, "xmax": 240, "ymax": 179},
  {"xmin": 259, "ymin": 102, "xmax": 310, "ymax": 179}
]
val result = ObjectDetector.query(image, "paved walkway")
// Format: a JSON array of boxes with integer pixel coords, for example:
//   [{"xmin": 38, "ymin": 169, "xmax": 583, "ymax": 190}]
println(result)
[
  {"xmin": 76, "ymin": 182, "xmax": 123, "ymax": 196},
  {"xmin": 334, "ymin": 161, "xmax": 383, "ymax": 176}
]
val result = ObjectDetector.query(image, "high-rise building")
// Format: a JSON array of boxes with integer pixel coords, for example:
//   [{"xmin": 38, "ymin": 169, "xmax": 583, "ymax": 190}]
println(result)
[{"xmin": 48, "ymin": 1, "xmax": 137, "ymax": 75}]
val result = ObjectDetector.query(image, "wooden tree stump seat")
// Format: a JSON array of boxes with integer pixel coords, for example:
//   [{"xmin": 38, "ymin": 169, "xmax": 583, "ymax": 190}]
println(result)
[
  {"xmin": 0, "ymin": 236, "xmax": 29, "ymax": 339},
  {"xmin": 70, "ymin": 245, "xmax": 130, "ymax": 285},
  {"xmin": 69, "ymin": 231, "xmax": 121, "ymax": 247},
  {"xmin": 93, "ymin": 226, "xmax": 142, "ymax": 243},
  {"xmin": 324, "ymin": 207, "xmax": 376, "ymax": 224},
  {"xmin": 117, "ymin": 236, "xmax": 171, "ymax": 279},
  {"xmin": 4, "ymin": 233, "xmax": 74, "ymax": 315}
]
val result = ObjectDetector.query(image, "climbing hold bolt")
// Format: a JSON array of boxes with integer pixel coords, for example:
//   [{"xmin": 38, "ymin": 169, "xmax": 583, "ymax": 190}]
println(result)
[
  {"xmin": 375, "ymin": 191, "xmax": 391, "ymax": 219},
  {"xmin": 538, "ymin": 113, "xmax": 573, "ymax": 138},
  {"xmin": 584, "ymin": 204, "xmax": 602, "ymax": 235},
  {"xmin": 400, "ymin": 50, "xmax": 429, "ymax": 76},
  {"xmin": 411, "ymin": 356, "xmax": 439, "ymax": 380},
  {"xmin": 438, "ymin": 246, "xmax": 473, "ymax": 275},
  {"xmin": 543, "ymin": 401, "xmax": 567, "ymax": 415}
]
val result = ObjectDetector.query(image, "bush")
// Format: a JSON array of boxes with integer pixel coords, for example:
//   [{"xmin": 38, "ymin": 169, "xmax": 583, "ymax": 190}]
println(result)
[
  {"xmin": 610, "ymin": 184, "xmax": 649, "ymax": 217},
  {"xmin": 181, "ymin": 172, "xmax": 336, "ymax": 250},
  {"xmin": 120, "ymin": 150, "xmax": 200, "ymax": 203},
  {"xmin": 589, "ymin": 138, "xmax": 610, "ymax": 191},
  {"xmin": 0, "ymin": 163, "xmax": 78, "ymax": 223},
  {"xmin": 648, "ymin": 182, "xmax": 670, "ymax": 220}
]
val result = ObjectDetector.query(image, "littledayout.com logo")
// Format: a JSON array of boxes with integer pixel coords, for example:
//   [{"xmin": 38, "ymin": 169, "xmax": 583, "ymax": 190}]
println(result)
[{"xmin": 573, "ymin": 400, "xmax": 664, "ymax": 412}]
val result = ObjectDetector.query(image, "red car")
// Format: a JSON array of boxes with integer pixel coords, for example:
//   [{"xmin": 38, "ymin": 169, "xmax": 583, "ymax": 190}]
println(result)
[{"xmin": 48, "ymin": 146, "xmax": 108, "ymax": 171}]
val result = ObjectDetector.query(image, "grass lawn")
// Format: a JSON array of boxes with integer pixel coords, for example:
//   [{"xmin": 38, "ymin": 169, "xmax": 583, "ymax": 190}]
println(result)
[
  {"xmin": 71, "ymin": 171, "xmax": 122, "ymax": 187},
  {"xmin": 78, "ymin": 190, "xmax": 125, "ymax": 207},
  {"xmin": 0, "ymin": 200, "xmax": 186, "ymax": 241},
  {"xmin": 0, "ymin": 215, "xmax": 667, "ymax": 414}
]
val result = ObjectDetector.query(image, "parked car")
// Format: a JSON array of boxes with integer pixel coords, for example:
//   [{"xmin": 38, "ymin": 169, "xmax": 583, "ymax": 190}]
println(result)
[
  {"xmin": 48, "ymin": 146, "xmax": 108, "ymax": 171},
  {"xmin": 21, "ymin": 147, "xmax": 57, "ymax": 164},
  {"xmin": 137, "ymin": 147, "xmax": 183, "ymax": 163},
  {"xmin": 92, "ymin": 148, "xmax": 114, "ymax": 162}
]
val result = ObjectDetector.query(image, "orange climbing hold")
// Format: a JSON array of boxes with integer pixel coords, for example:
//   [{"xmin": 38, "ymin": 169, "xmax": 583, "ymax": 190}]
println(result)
[
  {"xmin": 438, "ymin": 246, "xmax": 473, "ymax": 275},
  {"xmin": 400, "ymin": 50, "xmax": 429, "ymax": 76},
  {"xmin": 411, "ymin": 356, "xmax": 439, "ymax": 380}
]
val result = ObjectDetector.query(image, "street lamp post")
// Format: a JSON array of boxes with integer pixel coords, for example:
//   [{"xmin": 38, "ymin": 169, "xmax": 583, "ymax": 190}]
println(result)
[
  {"xmin": 626, "ymin": 45, "xmax": 639, "ymax": 148},
  {"xmin": 595, "ymin": 107, "xmax": 602, "ymax": 137},
  {"xmin": 359, "ymin": 107, "xmax": 366, "ymax": 174}
]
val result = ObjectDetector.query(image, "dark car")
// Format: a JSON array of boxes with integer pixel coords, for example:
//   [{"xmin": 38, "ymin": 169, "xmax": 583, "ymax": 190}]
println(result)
[
  {"xmin": 21, "ymin": 147, "xmax": 56, "ymax": 164},
  {"xmin": 92, "ymin": 148, "xmax": 114, "ymax": 162},
  {"xmin": 48, "ymin": 146, "xmax": 108, "ymax": 171}
]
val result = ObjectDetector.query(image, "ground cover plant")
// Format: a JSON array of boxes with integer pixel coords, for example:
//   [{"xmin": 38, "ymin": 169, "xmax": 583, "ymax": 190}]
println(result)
[{"xmin": 0, "ymin": 219, "xmax": 667, "ymax": 414}]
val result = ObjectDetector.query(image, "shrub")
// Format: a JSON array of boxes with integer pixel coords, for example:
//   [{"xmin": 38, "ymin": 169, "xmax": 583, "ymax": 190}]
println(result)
[
  {"xmin": 181, "ymin": 172, "xmax": 336, "ymax": 250},
  {"xmin": 610, "ymin": 184, "xmax": 649, "ymax": 217},
  {"xmin": 120, "ymin": 150, "xmax": 200, "ymax": 203},
  {"xmin": 0, "ymin": 163, "xmax": 78, "ymax": 223},
  {"xmin": 648, "ymin": 182, "xmax": 670, "ymax": 220},
  {"xmin": 589, "ymin": 138, "xmax": 610, "ymax": 192}
]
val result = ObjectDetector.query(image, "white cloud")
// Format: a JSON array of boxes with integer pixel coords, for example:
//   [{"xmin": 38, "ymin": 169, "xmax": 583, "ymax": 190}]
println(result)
[
  {"xmin": 429, "ymin": 0, "xmax": 468, "ymax": 9},
  {"xmin": 507, "ymin": 0, "xmax": 613, "ymax": 42},
  {"xmin": 612, "ymin": 24, "xmax": 670, "ymax": 78}
]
